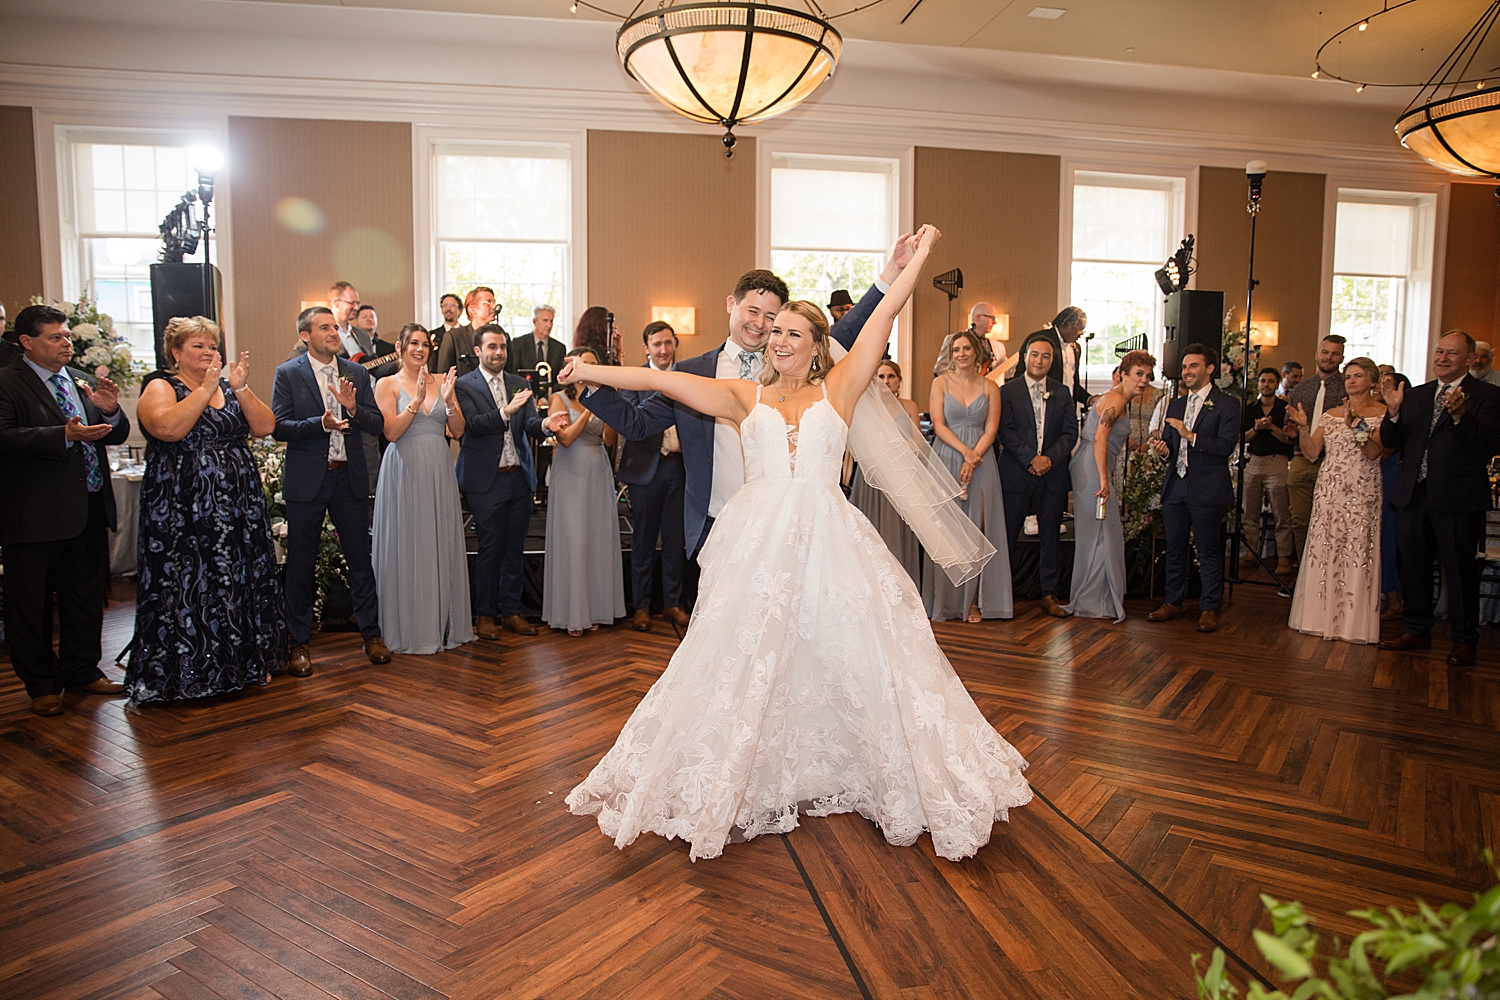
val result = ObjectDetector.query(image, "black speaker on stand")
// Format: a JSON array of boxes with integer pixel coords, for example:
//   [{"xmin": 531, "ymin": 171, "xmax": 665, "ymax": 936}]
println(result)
[
  {"xmin": 149, "ymin": 262, "xmax": 222, "ymax": 371},
  {"xmin": 1162, "ymin": 289, "xmax": 1223, "ymax": 376}
]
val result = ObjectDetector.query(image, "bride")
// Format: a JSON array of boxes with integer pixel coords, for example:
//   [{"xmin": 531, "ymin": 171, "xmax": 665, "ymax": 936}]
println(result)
[{"xmin": 560, "ymin": 225, "xmax": 1032, "ymax": 862}]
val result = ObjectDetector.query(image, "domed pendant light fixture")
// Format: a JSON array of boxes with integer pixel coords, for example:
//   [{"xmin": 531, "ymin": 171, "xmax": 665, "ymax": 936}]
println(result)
[{"xmin": 616, "ymin": 2, "xmax": 842, "ymax": 156}]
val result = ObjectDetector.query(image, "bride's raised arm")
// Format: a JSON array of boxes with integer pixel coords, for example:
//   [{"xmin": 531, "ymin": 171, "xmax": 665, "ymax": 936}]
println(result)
[
  {"xmin": 557, "ymin": 360, "xmax": 756, "ymax": 424},
  {"xmin": 826, "ymin": 225, "xmax": 940, "ymax": 415}
]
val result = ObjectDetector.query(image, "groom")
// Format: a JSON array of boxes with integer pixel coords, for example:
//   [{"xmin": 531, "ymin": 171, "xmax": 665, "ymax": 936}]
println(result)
[
  {"xmin": 1148, "ymin": 342, "xmax": 1240, "ymax": 633},
  {"xmin": 581, "ymin": 237, "xmax": 914, "ymax": 559}
]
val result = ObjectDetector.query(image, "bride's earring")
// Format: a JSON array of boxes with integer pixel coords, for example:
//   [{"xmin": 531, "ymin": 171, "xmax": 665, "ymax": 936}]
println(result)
[{"xmin": 810, "ymin": 355, "xmax": 821, "ymax": 373}]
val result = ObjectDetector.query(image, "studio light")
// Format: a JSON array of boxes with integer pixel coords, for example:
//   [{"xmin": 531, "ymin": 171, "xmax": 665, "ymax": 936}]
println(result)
[
  {"xmin": 1154, "ymin": 234, "xmax": 1195, "ymax": 295},
  {"xmin": 617, "ymin": 2, "xmax": 841, "ymax": 157}
]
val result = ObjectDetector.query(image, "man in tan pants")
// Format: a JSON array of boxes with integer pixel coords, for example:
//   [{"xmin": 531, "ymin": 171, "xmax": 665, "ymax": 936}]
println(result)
[{"xmin": 1284, "ymin": 335, "xmax": 1347, "ymax": 563}]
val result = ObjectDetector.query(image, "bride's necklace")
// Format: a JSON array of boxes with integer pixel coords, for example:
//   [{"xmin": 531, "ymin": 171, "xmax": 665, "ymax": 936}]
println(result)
[{"xmin": 776, "ymin": 377, "xmax": 806, "ymax": 403}]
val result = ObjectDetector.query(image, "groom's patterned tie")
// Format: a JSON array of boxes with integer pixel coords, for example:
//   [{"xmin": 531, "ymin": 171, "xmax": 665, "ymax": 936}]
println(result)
[
  {"xmin": 50, "ymin": 373, "xmax": 104, "ymax": 492},
  {"xmin": 1420, "ymin": 382, "xmax": 1453, "ymax": 481},
  {"xmin": 1176, "ymin": 393, "xmax": 1201, "ymax": 479},
  {"xmin": 737, "ymin": 348, "xmax": 762, "ymax": 380}
]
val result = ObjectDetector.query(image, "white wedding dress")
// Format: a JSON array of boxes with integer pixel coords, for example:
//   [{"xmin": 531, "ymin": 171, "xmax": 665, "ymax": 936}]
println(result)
[{"xmin": 566, "ymin": 384, "xmax": 1032, "ymax": 861}]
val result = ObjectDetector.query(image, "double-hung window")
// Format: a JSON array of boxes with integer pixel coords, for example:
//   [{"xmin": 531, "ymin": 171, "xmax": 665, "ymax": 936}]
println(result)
[
  {"xmin": 1330, "ymin": 190, "xmax": 1434, "ymax": 374},
  {"xmin": 433, "ymin": 142, "xmax": 572, "ymax": 332}
]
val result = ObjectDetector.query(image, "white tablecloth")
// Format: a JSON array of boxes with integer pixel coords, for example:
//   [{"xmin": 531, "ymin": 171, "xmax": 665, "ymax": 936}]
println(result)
[{"xmin": 108, "ymin": 471, "xmax": 143, "ymax": 577}]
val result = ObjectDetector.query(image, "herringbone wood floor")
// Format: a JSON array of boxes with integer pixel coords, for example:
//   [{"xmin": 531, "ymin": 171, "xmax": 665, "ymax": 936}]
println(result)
[{"xmin": 1, "ymin": 578, "xmax": 1497, "ymax": 999}]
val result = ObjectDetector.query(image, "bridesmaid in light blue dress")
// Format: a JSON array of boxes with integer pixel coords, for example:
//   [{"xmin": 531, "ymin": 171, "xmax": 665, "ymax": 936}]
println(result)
[
  {"xmin": 923, "ymin": 332, "xmax": 1013, "ymax": 621},
  {"xmin": 1065, "ymin": 350, "xmax": 1156, "ymax": 621},
  {"xmin": 544, "ymin": 348, "xmax": 627, "ymax": 635},
  {"xmin": 372, "ymin": 325, "xmax": 476, "ymax": 653}
]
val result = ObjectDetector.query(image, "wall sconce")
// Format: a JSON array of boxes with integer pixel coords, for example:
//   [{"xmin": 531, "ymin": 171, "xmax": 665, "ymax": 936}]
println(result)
[
  {"xmin": 300, "ymin": 300, "xmax": 328, "ymax": 312},
  {"xmin": 985, "ymin": 313, "xmax": 1010, "ymax": 342},
  {"xmin": 652, "ymin": 306, "xmax": 696, "ymax": 337},
  {"xmin": 1247, "ymin": 320, "xmax": 1279, "ymax": 347}
]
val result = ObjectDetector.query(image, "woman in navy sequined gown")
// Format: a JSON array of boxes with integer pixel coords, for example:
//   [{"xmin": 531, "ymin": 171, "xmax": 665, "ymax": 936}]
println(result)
[{"xmin": 126, "ymin": 317, "xmax": 288, "ymax": 703}]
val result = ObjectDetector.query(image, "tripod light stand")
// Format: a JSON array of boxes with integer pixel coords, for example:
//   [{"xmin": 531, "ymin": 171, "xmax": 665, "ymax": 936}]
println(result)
[{"xmin": 1225, "ymin": 160, "xmax": 1291, "ymax": 598}]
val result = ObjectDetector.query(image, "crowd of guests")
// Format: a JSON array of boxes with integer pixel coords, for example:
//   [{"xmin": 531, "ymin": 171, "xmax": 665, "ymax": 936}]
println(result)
[{"xmin": 4, "ymin": 260, "xmax": 1499, "ymax": 716}]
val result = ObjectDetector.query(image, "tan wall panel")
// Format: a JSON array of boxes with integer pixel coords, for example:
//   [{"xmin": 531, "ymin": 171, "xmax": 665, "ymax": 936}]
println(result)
[
  {"xmin": 1441, "ymin": 182, "xmax": 1500, "ymax": 344},
  {"xmin": 0, "ymin": 105, "xmax": 43, "ymax": 326},
  {"xmin": 586, "ymin": 130, "xmax": 756, "ymax": 368},
  {"xmin": 1194, "ymin": 167, "xmax": 1325, "ymax": 376},
  {"xmin": 911, "ymin": 147, "xmax": 1060, "ymax": 404},
  {"xmin": 228, "ymin": 116, "xmax": 413, "ymax": 398}
]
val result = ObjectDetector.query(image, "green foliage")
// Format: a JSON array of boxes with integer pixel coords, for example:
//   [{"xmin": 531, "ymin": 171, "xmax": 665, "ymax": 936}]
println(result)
[
  {"xmin": 1120, "ymin": 447, "xmax": 1166, "ymax": 546},
  {"xmin": 1193, "ymin": 862, "xmax": 1500, "ymax": 1000},
  {"xmin": 248, "ymin": 435, "xmax": 348, "ymax": 622}
]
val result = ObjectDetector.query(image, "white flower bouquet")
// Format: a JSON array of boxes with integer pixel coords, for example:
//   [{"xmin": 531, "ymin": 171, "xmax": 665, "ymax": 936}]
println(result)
[{"xmin": 29, "ymin": 287, "xmax": 143, "ymax": 389}]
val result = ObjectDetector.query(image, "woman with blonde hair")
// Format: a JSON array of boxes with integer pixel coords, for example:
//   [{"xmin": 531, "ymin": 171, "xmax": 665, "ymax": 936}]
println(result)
[
  {"xmin": 1287, "ymin": 356, "xmax": 1386, "ymax": 643},
  {"xmin": 127, "ymin": 316, "xmax": 286, "ymax": 702},
  {"xmin": 924, "ymin": 329, "xmax": 1012, "ymax": 622},
  {"xmin": 561, "ymin": 225, "xmax": 1031, "ymax": 862},
  {"xmin": 372, "ymin": 323, "xmax": 475, "ymax": 654}
]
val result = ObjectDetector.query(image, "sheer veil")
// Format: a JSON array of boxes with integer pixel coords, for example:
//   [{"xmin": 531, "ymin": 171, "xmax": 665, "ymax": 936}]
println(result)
[{"xmin": 830, "ymin": 341, "xmax": 996, "ymax": 586}]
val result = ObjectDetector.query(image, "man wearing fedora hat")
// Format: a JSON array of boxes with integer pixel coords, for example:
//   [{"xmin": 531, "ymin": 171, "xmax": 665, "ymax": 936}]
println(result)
[{"xmin": 828, "ymin": 289, "xmax": 855, "ymax": 323}]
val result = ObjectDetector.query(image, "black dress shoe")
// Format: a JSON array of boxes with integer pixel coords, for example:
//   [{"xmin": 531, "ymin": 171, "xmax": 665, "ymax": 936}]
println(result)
[
  {"xmin": 1447, "ymin": 643, "xmax": 1477, "ymax": 667},
  {"xmin": 1379, "ymin": 633, "xmax": 1431, "ymax": 652}
]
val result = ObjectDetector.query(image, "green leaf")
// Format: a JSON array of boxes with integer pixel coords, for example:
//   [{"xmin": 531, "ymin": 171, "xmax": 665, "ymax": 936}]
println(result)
[
  {"xmin": 1382, "ymin": 933, "xmax": 1446, "ymax": 976},
  {"xmin": 1256, "ymin": 930, "xmax": 1313, "ymax": 980}
]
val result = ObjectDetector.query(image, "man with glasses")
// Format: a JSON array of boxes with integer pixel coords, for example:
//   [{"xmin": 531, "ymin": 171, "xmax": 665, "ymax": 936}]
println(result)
[{"xmin": 932, "ymin": 302, "xmax": 999, "ymax": 377}]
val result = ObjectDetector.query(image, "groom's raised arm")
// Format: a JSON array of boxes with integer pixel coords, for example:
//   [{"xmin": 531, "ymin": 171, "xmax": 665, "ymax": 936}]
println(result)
[{"xmin": 830, "ymin": 233, "xmax": 916, "ymax": 350}]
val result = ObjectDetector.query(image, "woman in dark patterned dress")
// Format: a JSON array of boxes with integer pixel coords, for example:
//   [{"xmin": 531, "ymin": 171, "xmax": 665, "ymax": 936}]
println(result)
[{"xmin": 126, "ymin": 316, "xmax": 287, "ymax": 703}]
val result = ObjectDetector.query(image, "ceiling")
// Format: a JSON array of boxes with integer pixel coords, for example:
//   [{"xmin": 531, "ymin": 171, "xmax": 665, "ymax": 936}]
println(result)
[{"xmin": 220, "ymin": 0, "xmax": 1493, "ymax": 83}]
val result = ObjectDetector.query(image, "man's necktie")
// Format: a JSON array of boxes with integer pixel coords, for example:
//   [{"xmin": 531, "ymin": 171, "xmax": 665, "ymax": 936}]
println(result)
[
  {"xmin": 51, "ymin": 374, "xmax": 103, "ymax": 492},
  {"xmin": 324, "ymin": 371, "xmax": 346, "ymax": 462},
  {"xmin": 1420, "ymin": 382, "xmax": 1453, "ymax": 481},
  {"xmin": 738, "ymin": 349, "xmax": 761, "ymax": 380},
  {"xmin": 1031, "ymin": 383, "xmax": 1045, "ymax": 454},
  {"xmin": 1177, "ymin": 394, "xmax": 1200, "ymax": 479}
]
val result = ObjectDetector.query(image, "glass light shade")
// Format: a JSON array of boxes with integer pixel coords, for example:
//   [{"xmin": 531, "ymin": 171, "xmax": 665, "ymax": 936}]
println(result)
[
  {"xmin": 618, "ymin": 3, "xmax": 840, "ymax": 130},
  {"xmin": 985, "ymin": 314, "xmax": 1010, "ymax": 342},
  {"xmin": 652, "ymin": 305, "xmax": 696, "ymax": 337},
  {"xmin": 1248, "ymin": 320, "xmax": 1279, "ymax": 348},
  {"xmin": 1397, "ymin": 89, "xmax": 1500, "ymax": 177}
]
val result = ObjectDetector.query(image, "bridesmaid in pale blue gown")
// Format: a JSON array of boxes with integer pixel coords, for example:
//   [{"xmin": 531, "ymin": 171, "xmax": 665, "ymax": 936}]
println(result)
[
  {"xmin": 1065, "ymin": 350, "xmax": 1156, "ymax": 621},
  {"xmin": 544, "ymin": 348, "xmax": 627, "ymax": 635},
  {"xmin": 923, "ymin": 330, "xmax": 1013, "ymax": 621},
  {"xmin": 372, "ymin": 324, "xmax": 476, "ymax": 653}
]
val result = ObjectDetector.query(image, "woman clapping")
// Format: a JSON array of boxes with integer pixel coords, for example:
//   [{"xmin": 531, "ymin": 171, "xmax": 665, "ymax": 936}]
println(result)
[
  {"xmin": 127, "ymin": 317, "xmax": 287, "ymax": 703},
  {"xmin": 371, "ymin": 324, "xmax": 475, "ymax": 654}
]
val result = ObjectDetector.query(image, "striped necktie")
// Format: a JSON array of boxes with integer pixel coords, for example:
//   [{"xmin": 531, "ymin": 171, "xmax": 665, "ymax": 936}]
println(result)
[{"xmin": 50, "ymin": 374, "xmax": 104, "ymax": 492}]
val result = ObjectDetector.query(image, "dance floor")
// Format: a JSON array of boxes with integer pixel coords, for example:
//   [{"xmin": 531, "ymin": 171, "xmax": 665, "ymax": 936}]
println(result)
[{"xmin": 1, "ymin": 578, "xmax": 1498, "ymax": 999}]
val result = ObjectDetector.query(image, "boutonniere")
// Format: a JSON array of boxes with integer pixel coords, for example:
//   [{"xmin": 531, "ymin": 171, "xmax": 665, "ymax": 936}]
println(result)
[
  {"xmin": 1201, "ymin": 397, "xmax": 1216, "ymax": 410},
  {"xmin": 1041, "ymin": 390, "xmax": 1053, "ymax": 401},
  {"xmin": 73, "ymin": 377, "xmax": 91, "ymax": 392}
]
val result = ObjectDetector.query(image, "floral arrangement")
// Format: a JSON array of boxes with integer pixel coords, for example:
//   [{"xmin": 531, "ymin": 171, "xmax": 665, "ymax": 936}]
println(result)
[
  {"xmin": 30, "ymin": 287, "xmax": 142, "ymax": 389},
  {"xmin": 1120, "ymin": 447, "xmax": 1167, "ymax": 545},
  {"xmin": 1216, "ymin": 312, "xmax": 1253, "ymax": 398},
  {"xmin": 250, "ymin": 435, "xmax": 348, "ymax": 621}
]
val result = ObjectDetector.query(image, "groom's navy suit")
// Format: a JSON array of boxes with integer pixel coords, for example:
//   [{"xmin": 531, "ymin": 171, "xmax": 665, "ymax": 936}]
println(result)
[
  {"xmin": 1159, "ymin": 386, "xmax": 1239, "ymax": 612},
  {"xmin": 1381, "ymin": 373, "xmax": 1500, "ymax": 645},
  {"xmin": 583, "ymin": 284, "xmax": 883, "ymax": 558},
  {"xmin": 998, "ymin": 375, "xmax": 1078, "ymax": 598},
  {"xmin": 454, "ymin": 366, "xmax": 547, "ymax": 619}
]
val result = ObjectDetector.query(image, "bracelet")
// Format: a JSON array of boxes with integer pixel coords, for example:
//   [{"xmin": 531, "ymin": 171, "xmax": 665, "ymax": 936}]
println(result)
[{"xmin": 405, "ymin": 404, "xmax": 418, "ymax": 414}]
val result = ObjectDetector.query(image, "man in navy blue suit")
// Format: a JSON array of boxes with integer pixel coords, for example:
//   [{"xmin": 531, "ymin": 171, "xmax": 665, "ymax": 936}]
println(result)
[
  {"xmin": 581, "ymin": 236, "xmax": 915, "ymax": 561},
  {"xmin": 1147, "ymin": 342, "xmax": 1241, "ymax": 633},
  {"xmin": 454, "ymin": 324, "xmax": 549, "ymax": 640},
  {"xmin": 272, "ymin": 306, "xmax": 389, "ymax": 675},
  {"xmin": 1378, "ymin": 330, "xmax": 1500, "ymax": 666},
  {"xmin": 998, "ymin": 338, "xmax": 1079, "ymax": 617},
  {"xmin": 619, "ymin": 321, "xmax": 689, "ymax": 632}
]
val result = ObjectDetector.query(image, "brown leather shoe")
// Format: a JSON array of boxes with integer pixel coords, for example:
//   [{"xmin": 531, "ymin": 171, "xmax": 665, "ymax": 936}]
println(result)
[
  {"xmin": 287, "ymin": 644, "xmax": 313, "ymax": 677},
  {"xmin": 1040, "ymin": 594, "xmax": 1072, "ymax": 618},
  {"xmin": 502, "ymin": 615, "xmax": 539, "ymax": 636},
  {"xmin": 1380, "ymin": 632, "xmax": 1431, "ymax": 652},
  {"xmin": 365, "ymin": 636, "xmax": 392, "ymax": 664},
  {"xmin": 1447, "ymin": 643, "xmax": 1477, "ymax": 667},
  {"xmin": 1275, "ymin": 558, "xmax": 1292, "ymax": 576},
  {"xmin": 75, "ymin": 678, "xmax": 124, "ymax": 695},
  {"xmin": 632, "ymin": 608, "xmax": 652, "ymax": 632},
  {"xmin": 1380, "ymin": 602, "xmax": 1406, "ymax": 622},
  {"xmin": 663, "ymin": 606, "xmax": 691, "ymax": 628},
  {"xmin": 475, "ymin": 615, "xmax": 503, "ymax": 640},
  {"xmin": 31, "ymin": 695, "xmax": 63, "ymax": 717},
  {"xmin": 1147, "ymin": 602, "xmax": 1182, "ymax": 622},
  {"xmin": 1197, "ymin": 610, "xmax": 1219, "ymax": 633}
]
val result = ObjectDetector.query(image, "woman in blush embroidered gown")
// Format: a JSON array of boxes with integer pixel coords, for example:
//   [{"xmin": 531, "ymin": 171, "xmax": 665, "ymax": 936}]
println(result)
[
  {"xmin": 127, "ymin": 317, "xmax": 287, "ymax": 703},
  {"xmin": 924, "ymin": 329, "xmax": 1011, "ymax": 623},
  {"xmin": 542, "ymin": 347, "xmax": 626, "ymax": 636},
  {"xmin": 562, "ymin": 225, "xmax": 1031, "ymax": 862},
  {"xmin": 1065, "ymin": 350, "xmax": 1155, "ymax": 621},
  {"xmin": 371, "ymin": 324, "xmax": 476, "ymax": 654},
  {"xmin": 1286, "ymin": 357, "xmax": 1386, "ymax": 643}
]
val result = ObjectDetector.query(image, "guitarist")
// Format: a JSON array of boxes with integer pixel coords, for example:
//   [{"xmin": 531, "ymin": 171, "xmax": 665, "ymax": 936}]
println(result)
[
  {"xmin": 932, "ymin": 303, "xmax": 1002, "ymax": 378},
  {"xmin": 349, "ymin": 305, "xmax": 400, "ymax": 380}
]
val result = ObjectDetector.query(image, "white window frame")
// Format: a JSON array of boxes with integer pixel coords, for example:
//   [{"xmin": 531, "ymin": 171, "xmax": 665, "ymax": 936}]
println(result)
[
  {"xmin": 1324, "ymin": 185, "xmax": 1439, "ymax": 380},
  {"xmin": 756, "ymin": 141, "xmax": 914, "ymax": 383},
  {"xmin": 38, "ymin": 113, "xmax": 234, "ymax": 353},
  {"xmin": 1060, "ymin": 161, "xmax": 1193, "ymax": 384},
  {"xmin": 413, "ymin": 126, "xmax": 587, "ymax": 342}
]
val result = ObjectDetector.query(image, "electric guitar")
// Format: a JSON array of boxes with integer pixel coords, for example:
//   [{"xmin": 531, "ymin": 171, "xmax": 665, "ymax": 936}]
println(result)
[{"xmin": 348, "ymin": 349, "xmax": 399, "ymax": 373}]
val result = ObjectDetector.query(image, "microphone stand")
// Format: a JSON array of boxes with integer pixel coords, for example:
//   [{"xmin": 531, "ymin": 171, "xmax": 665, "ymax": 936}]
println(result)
[{"xmin": 1226, "ymin": 167, "xmax": 1291, "ymax": 598}]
